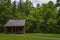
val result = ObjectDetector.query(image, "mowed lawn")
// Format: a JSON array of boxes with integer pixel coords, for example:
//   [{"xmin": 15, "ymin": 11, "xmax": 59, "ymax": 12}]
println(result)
[{"xmin": 0, "ymin": 33, "xmax": 60, "ymax": 40}]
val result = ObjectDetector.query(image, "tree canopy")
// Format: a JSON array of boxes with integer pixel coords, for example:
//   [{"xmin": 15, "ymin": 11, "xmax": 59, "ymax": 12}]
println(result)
[{"xmin": 0, "ymin": 0, "xmax": 60, "ymax": 33}]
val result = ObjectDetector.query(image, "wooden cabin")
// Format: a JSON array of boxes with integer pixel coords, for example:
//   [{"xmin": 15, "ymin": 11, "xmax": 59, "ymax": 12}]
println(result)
[{"xmin": 4, "ymin": 20, "xmax": 25, "ymax": 34}]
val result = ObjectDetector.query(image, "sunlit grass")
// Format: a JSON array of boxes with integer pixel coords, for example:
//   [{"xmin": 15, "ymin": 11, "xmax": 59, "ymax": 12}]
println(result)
[{"xmin": 0, "ymin": 33, "xmax": 60, "ymax": 40}]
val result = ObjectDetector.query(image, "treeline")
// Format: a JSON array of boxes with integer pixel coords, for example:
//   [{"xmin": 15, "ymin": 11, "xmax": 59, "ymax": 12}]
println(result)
[{"xmin": 0, "ymin": 0, "xmax": 60, "ymax": 33}]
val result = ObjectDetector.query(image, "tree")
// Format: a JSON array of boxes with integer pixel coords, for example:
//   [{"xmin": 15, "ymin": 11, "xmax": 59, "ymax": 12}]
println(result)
[
  {"xmin": 24, "ymin": 0, "xmax": 32, "ymax": 15},
  {"xmin": 56, "ymin": 0, "xmax": 60, "ymax": 7},
  {"xmin": 12, "ymin": 0, "xmax": 17, "ymax": 19},
  {"xmin": 18, "ymin": 0, "xmax": 33, "ymax": 16},
  {"xmin": 0, "ymin": 0, "xmax": 12, "ymax": 27},
  {"xmin": 38, "ymin": 1, "xmax": 57, "ymax": 33},
  {"xmin": 18, "ymin": 0, "xmax": 24, "ymax": 12}
]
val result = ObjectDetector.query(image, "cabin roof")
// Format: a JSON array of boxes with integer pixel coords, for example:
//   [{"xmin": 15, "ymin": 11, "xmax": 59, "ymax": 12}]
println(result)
[{"xmin": 4, "ymin": 20, "xmax": 26, "ymax": 26}]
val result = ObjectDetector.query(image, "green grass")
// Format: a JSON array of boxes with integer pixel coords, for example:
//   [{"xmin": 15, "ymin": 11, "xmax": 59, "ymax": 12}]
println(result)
[{"xmin": 0, "ymin": 33, "xmax": 60, "ymax": 40}]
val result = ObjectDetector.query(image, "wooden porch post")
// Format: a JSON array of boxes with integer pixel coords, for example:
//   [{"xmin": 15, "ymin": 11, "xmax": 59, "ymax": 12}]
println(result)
[
  {"xmin": 11, "ymin": 27, "xmax": 13, "ymax": 33},
  {"xmin": 24, "ymin": 26, "xmax": 25, "ymax": 34},
  {"xmin": 15, "ymin": 26, "xmax": 16, "ymax": 34},
  {"xmin": 4, "ymin": 26, "xmax": 7, "ymax": 33}
]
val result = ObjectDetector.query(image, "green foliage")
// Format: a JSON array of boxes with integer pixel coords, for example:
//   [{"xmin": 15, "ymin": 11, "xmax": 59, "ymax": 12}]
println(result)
[{"xmin": 0, "ymin": 0, "xmax": 60, "ymax": 33}]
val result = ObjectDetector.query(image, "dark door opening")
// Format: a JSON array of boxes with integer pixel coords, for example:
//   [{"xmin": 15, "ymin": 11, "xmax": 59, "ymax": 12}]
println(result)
[
  {"xmin": 7, "ymin": 27, "xmax": 12, "ymax": 33},
  {"xmin": 16, "ymin": 27, "xmax": 24, "ymax": 34}
]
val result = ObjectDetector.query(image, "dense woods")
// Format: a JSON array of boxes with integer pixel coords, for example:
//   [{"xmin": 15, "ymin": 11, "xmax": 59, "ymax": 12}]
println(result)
[{"xmin": 0, "ymin": 0, "xmax": 60, "ymax": 33}]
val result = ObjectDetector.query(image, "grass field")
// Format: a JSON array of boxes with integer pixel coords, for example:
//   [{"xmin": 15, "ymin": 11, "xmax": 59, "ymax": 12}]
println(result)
[{"xmin": 0, "ymin": 33, "xmax": 60, "ymax": 40}]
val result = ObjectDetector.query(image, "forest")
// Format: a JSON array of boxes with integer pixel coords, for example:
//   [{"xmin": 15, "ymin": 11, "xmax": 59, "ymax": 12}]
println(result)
[{"xmin": 0, "ymin": 0, "xmax": 60, "ymax": 33}]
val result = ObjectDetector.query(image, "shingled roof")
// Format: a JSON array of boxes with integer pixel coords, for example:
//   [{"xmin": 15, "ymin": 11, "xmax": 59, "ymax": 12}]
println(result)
[{"xmin": 4, "ymin": 20, "xmax": 26, "ymax": 26}]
